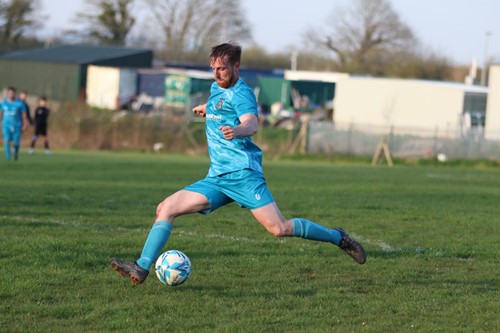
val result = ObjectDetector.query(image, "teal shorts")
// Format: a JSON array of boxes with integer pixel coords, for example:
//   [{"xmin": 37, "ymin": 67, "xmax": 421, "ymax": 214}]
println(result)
[
  {"xmin": 184, "ymin": 169, "xmax": 275, "ymax": 214},
  {"xmin": 2, "ymin": 124, "xmax": 22, "ymax": 145}
]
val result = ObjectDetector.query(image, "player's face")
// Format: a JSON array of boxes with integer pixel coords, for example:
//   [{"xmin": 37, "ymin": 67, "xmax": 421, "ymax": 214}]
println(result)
[
  {"xmin": 7, "ymin": 89, "xmax": 15, "ymax": 101},
  {"xmin": 210, "ymin": 57, "xmax": 239, "ymax": 89}
]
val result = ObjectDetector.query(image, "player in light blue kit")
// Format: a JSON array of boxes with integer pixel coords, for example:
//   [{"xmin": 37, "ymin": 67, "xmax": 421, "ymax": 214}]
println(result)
[
  {"xmin": 109, "ymin": 43, "xmax": 366, "ymax": 285},
  {"xmin": 0, "ymin": 87, "xmax": 28, "ymax": 161}
]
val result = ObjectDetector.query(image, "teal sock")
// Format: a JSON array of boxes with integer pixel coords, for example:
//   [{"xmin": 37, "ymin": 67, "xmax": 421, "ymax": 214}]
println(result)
[
  {"xmin": 14, "ymin": 144, "xmax": 19, "ymax": 160},
  {"xmin": 4, "ymin": 142, "xmax": 11, "ymax": 160},
  {"xmin": 136, "ymin": 221, "xmax": 172, "ymax": 270},
  {"xmin": 292, "ymin": 218, "xmax": 342, "ymax": 245}
]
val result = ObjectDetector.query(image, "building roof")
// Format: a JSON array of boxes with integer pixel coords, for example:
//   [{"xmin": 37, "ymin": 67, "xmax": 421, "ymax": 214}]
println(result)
[
  {"xmin": 284, "ymin": 70, "xmax": 350, "ymax": 83},
  {"xmin": 346, "ymin": 76, "xmax": 489, "ymax": 94},
  {"xmin": 0, "ymin": 45, "xmax": 152, "ymax": 65}
]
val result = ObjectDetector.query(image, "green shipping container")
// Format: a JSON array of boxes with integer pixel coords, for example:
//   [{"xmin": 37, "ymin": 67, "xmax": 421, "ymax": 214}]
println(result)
[
  {"xmin": 164, "ymin": 74, "xmax": 213, "ymax": 108},
  {"xmin": 165, "ymin": 75, "xmax": 191, "ymax": 107}
]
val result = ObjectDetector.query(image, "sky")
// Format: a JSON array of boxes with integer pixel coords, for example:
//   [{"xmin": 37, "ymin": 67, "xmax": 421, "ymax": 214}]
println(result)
[{"xmin": 39, "ymin": 0, "xmax": 500, "ymax": 67}]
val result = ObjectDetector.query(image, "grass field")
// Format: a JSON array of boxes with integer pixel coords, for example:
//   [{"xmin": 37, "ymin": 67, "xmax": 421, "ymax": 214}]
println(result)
[{"xmin": 1, "ymin": 151, "xmax": 499, "ymax": 332}]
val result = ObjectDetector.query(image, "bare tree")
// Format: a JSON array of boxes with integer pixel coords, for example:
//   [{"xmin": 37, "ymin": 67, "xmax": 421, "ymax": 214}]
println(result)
[
  {"xmin": 0, "ymin": 0, "xmax": 41, "ymax": 48},
  {"xmin": 145, "ymin": 0, "xmax": 252, "ymax": 62},
  {"xmin": 73, "ymin": 0, "xmax": 136, "ymax": 46},
  {"xmin": 304, "ymin": 0, "xmax": 417, "ymax": 74}
]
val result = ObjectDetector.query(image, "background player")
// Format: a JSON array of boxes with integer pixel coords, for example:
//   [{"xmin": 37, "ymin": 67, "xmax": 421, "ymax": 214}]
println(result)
[
  {"xmin": 0, "ymin": 87, "xmax": 27, "ymax": 161},
  {"xmin": 109, "ymin": 43, "xmax": 366, "ymax": 285},
  {"xmin": 29, "ymin": 96, "xmax": 51, "ymax": 155},
  {"xmin": 18, "ymin": 90, "xmax": 33, "ymax": 126}
]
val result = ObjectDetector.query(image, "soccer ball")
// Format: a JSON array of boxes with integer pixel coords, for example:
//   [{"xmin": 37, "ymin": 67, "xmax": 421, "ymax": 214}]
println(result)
[{"xmin": 155, "ymin": 250, "xmax": 192, "ymax": 286}]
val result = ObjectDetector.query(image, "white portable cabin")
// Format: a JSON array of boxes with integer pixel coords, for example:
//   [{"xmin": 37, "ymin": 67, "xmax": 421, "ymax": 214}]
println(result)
[
  {"xmin": 284, "ymin": 70, "xmax": 350, "ymax": 83},
  {"xmin": 86, "ymin": 65, "xmax": 137, "ymax": 110},
  {"xmin": 333, "ymin": 77, "xmax": 488, "ymax": 138},
  {"xmin": 485, "ymin": 65, "xmax": 500, "ymax": 140}
]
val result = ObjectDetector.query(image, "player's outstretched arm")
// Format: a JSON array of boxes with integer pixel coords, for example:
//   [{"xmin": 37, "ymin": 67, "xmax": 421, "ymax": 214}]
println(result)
[
  {"xmin": 192, "ymin": 103, "xmax": 206, "ymax": 117},
  {"xmin": 220, "ymin": 114, "xmax": 258, "ymax": 140}
]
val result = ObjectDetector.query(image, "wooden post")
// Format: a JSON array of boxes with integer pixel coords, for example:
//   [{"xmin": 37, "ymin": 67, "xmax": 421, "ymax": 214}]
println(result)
[
  {"xmin": 371, "ymin": 135, "xmax": 394, "ymax": 167},
  {"xmin": 288, "ymin": 119, "xmax": 309, "ymax": 154}
]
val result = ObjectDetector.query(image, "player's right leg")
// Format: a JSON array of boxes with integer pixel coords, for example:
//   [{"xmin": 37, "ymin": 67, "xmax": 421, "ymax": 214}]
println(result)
[
  {"xmin": 109, "ymin": 190, "xmax": 211, "ymax": 285},
  {"xmin": 3, "ymin": 141, "xmax": 10, "ymax": 160},
  {"xmin": 29, "ymin": 134, "xmax": 37, "ymax": 154},
  {"xmin": 2, "ymin": 126, "xmax": 12, "ymax": 160}
]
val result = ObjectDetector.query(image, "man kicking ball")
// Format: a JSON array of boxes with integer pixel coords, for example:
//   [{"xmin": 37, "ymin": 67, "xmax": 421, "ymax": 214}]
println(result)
[{"xmin": 109, "ymin": 43, "xmax": 366, "ymax": 285}]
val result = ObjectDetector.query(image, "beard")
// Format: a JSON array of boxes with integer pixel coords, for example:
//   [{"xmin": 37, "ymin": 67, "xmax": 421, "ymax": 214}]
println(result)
[{"xmin": 216, "ymin": 74, "xmax": 232, "ymax": 88}]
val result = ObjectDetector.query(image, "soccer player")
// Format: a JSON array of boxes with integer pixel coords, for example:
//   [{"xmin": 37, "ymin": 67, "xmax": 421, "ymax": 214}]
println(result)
[
  {"xmin": 109, "ymin": 43, "xmax": 366, "ymax": 285},
  {"xmin": 29, "ymin": 96, "xmax": 51, "ymax": 155},
  {"xmin": 0, "ymin": 87, "xmax": 28, "ymax": 161},
  {"xmin": 18, "ymin": 90, "xmax": 33, "ymax": 126}
]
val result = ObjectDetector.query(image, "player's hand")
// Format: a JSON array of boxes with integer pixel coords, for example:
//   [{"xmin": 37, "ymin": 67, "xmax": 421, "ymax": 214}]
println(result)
[
  {"xmin": 219, "ymin": 125, "xmax": 235, "ymax": 140},
  {"xmin": 192, "ymin": 104, "xmax": 206, "ymax": 117}
]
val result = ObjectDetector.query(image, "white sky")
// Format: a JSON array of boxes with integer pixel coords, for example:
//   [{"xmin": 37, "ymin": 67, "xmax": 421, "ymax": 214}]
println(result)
[{"xmin": 40, "ymin": 0, "xmax": 500, "ymax": 67}]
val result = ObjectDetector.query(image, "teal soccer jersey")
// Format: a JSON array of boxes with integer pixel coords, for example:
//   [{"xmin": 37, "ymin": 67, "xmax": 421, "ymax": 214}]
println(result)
[
  {"xmin": 1, "ymin": 98, "xmax": 26, "ymax": 127},
  {"xmin": 205, "ymin": 79, "xmax": 262, "ymax": 176}
]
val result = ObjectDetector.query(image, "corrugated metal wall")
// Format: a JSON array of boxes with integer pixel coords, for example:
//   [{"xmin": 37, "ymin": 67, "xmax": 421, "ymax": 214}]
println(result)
[
  {"xmin": 0, "ymin": 60, "xmax": 82, "ymax": 101},
  {"xmin": 257, "ymin": 77, "xmax": 290, "ymax": 107}
]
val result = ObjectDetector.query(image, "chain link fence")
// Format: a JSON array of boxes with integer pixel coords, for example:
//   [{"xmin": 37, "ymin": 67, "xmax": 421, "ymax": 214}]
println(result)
[
  {"xmin": 22, "ymin": 98, "xmax": 500, "ymax": 161},
  {"xmin": 307, "ymin": 121, "xmax": 500, "ymax": 161}
]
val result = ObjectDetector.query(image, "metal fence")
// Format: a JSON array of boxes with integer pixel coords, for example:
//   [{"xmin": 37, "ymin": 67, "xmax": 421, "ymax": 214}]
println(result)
[{"xmin": 307, "ymin": 121, "xmax": 500, "ymax": 160}]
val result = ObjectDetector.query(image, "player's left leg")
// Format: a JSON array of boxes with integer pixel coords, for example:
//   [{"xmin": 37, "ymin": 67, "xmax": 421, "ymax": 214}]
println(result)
[
  {"xmin": 251, "ymin": 203, "xmax": 366, "ymax": 264},
  {"xmin": 251, "ymin": 202, "xmax": 340, "ymax": 241},
  {"xmin": 12, "ymin": 128, "xmax": 22, "ymax": 160},
  {"xmin": 221, "ymin": 169, "xmax": 349, "ymax": 250}
]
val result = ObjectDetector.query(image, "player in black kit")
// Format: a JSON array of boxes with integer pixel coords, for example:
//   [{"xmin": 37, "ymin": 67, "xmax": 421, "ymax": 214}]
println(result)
[{"xmin": 29, "ymin": 96, "xmax": 50, "ymax": 155}]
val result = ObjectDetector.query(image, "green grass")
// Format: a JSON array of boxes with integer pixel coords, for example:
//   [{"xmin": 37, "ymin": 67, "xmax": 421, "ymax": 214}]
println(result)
[{"xmin": 1, "ymin": 151, "xmax": 499, "ymax": 332}]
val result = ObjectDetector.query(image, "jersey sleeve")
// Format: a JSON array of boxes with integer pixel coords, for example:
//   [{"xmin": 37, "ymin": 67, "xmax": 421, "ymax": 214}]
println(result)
[{"xmin": 233, "ymin": 86, "xmax": 258, "ymax": 118}]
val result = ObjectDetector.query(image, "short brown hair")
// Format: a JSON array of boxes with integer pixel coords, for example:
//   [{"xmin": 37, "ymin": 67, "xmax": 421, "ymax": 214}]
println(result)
[{"xmin": 210, "ymin": 43, "xmax": 241, "ymax": 66}]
